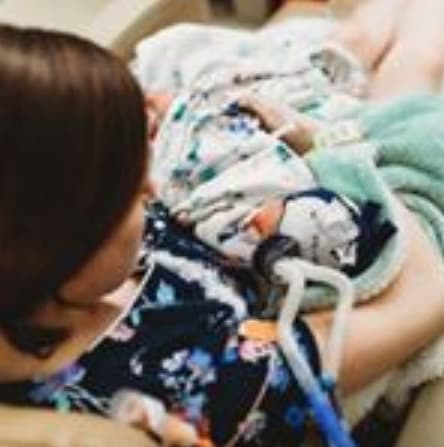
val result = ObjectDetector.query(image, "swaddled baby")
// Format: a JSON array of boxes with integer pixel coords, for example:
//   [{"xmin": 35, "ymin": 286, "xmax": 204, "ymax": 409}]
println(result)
[{"xmin": 149, "ymin": 43, "xmax": 397, "ymax": 306}]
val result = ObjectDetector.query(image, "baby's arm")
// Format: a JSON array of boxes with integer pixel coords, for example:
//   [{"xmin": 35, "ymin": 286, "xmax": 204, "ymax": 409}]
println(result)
[{"xmin": 236, "ymin": 95, "xmax": 320, "ymax": 155}]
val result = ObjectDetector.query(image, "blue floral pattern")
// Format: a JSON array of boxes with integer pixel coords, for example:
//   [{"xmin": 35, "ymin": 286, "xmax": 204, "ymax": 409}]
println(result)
[{"xmin": 0, "ymin": 204, "xmax": 322, "ymax": 446}]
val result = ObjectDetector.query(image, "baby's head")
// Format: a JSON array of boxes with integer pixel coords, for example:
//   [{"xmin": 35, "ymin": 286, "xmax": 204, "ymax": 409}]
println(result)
[{"xmin": 0, "ymin": 25, "xmax": 149, "ymax": 357}]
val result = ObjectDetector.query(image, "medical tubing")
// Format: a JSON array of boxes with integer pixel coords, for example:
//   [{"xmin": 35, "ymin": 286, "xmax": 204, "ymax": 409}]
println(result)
[
  {"xmin": 306, "ymin": 388, "xmax": 357, "ymax": 447},
  {"xmin": 274, "ymin": 258, "xmax": 354, "ymax": 380},
  {"xmin": 274, "ymin": 258, "xmax": 356, "ymax": 447}
]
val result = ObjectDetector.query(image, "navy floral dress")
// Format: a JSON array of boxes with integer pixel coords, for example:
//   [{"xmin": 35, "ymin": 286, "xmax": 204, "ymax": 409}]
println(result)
[{"xmin": 0, "ymin": 203, "xmax": 323, "ymax": 446}]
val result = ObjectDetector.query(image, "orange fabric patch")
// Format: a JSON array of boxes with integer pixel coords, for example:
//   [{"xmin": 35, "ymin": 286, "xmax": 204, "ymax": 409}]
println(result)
[{"xmin": 239, "ymin": 319, "xmax": 278, "ymax": 343}]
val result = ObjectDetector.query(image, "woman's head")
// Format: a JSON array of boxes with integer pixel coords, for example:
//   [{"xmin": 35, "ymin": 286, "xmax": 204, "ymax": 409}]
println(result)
[{"xmin": 0, "ymin": 25, "xmax": 148, "ymax": 355}]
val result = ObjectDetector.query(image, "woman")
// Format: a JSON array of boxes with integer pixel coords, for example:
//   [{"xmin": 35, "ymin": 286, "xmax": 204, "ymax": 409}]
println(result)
[{"xmin": 0, "ymin": 1, "xmax": 443, "ymax": 446}]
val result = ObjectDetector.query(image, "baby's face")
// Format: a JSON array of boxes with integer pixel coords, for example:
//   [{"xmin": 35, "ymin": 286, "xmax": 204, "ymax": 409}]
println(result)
[
  {"xmin": 248, "ymin": 200, "xmax": 284, "ymax": 239},
  {"xmin": 144, "ymin": 92, "xmax": 174, "ymax": 140}
]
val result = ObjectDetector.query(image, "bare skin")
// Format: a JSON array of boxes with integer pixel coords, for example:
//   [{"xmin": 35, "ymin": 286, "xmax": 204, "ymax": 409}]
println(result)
[
  {"xmin": 310, "ymin": 205, "xmax": 444, "ymax": 393},
  {"xmin": 370, "ymin": 0, "xmax": 444, "ymax": 98},
  {"xmin": 332, "ymin": 0, "xmax": 444, "ymax": 98},
  {"xmin": 329, "ymin": 0, "xmax": 409, "ymax": 72},
  {"xmin": 317, "ymin": 0, "xmax": 444, "ymax": 391}
]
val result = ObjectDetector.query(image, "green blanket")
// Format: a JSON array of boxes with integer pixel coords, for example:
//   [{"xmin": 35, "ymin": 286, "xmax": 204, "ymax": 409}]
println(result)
[{"xmin": 306, "ymin": 94, "xmax": 444, "ymax": 305}]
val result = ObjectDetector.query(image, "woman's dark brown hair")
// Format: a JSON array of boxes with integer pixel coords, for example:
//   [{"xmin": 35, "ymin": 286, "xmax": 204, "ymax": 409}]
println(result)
[{"xmin": 0, "ymin": 25, "xmax": 147, "ymax": 356}]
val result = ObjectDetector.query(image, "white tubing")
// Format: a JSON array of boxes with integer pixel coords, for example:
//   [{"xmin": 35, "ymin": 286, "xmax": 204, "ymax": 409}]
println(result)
[{"xmin": 274, "ymin": 258, "xmax": 354, "ymax": 382}]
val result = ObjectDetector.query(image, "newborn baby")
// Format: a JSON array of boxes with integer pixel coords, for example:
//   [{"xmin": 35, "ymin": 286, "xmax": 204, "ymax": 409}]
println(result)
[{"xmin": 146, "ymin": 44, "xmax": 395, "ymax": 296}]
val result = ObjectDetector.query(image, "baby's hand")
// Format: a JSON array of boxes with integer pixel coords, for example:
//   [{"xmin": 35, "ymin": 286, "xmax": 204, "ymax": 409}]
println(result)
[
  {"xmin": 110, "ymin": 389, "xmax": 212, "ymax": 446},
  {"xmin": 236, "ymin": 94, "xmax": 320, "ymax": 154}
]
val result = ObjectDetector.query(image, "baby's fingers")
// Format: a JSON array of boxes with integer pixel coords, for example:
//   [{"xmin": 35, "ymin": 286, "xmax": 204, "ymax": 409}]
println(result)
[{"xmin": 236, "ymin": 94, "xmax": 288, "ymax": 132}]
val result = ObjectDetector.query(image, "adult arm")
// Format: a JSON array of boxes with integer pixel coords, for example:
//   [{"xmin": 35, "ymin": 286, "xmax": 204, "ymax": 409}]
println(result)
[
  {"xmin": 305, "ymin": 203, "xmax": 444, "ymax": 394},
  {"xmin": 331, "ymin": 0, "xmax": 444, "ymax": 98}
]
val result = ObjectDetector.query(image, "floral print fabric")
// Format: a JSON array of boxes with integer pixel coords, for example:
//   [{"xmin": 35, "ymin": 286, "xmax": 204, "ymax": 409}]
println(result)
[{"xmin": 0, "ymin": 205, "xmax": 322, "ymax": 446}]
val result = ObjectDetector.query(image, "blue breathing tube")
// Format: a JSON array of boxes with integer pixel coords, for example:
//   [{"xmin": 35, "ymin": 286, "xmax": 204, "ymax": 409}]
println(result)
[
  {"xmin": 306, "ymin": 387, "xmax": 356, "ymax": 447},
  {"xmin": 254, "ymin": 236, "xmax": 357, "ymax": 447}
]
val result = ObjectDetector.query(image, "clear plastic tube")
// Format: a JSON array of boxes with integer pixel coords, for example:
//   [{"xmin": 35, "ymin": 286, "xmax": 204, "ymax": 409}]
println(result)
[
  {"xmin": 273, "ymin": 257, "xmax": 356, "ymax": 447},
  {"xmin": 274, "ymin": 258, "xmax": 354, "ymax": 380}
]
